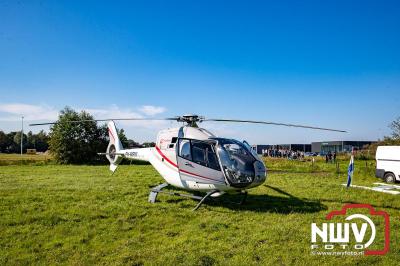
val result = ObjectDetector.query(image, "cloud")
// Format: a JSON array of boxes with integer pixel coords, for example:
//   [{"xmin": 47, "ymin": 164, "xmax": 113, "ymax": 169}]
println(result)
[
  {"xmin": 0, "ymin": 103, "xmax": 59, "ymax": 121},
  {"xmin": 83, "ymin": 105, "xmax": 143, "ymax": 120},
  {"xmin": 0, "ymin": 103, "xmax": 170, "ymax": 134},
  {"xmin": 82, "ymin": 105, "xmax": 168, "ymax": 128},
  {"xmin": 0, "ymin": 103, "xmax": 170, "ymax": 141},
  {"xmin": 0, "ymin": 103, "xmax": 167, "ymax": 121},
  {"xmin": 138, "ymin": 105, "xmax": 167, "ymax": 116}
]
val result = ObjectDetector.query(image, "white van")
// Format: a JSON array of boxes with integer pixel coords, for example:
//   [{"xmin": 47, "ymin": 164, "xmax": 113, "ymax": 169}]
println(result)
[{"xmin": 376, "ymin": 146, "xmax": 400, "ymax": 183}]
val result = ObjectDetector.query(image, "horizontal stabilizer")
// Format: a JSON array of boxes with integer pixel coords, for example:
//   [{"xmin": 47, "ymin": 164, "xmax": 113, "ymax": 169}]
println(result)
[{"xmin": 97, "ymin": 152, "xmax": 125, "ymax": 156}]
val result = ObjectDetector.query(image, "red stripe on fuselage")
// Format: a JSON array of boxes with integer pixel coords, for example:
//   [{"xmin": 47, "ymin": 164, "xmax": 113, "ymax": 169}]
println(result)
[
  {"xmin": 155, "ymin": 146, "xmax": 224, "ymax": 183},
  {"xmin": 108, "ymin": 128, "xmax": 115, "ymax": 141},
  {"xmin": 155, "ymin": 145, "xmax": 178, "ymax": 167}
]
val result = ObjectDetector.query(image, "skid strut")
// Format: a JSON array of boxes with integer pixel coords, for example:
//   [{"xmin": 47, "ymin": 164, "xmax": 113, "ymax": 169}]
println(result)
[
  {"xmin": 192, "ymin": 190, "xmax": 219, "ymax": 211},
  {"xmin": 239, "ymin": 191, "xmax": 248, "ymax": 205},
  {"xmin": 148, "ymin": 183, "xmax": 169, "ymax": 203},
  {"xmin": 148, "ymin": 183, "xmax": 219, "ymax": 210}
]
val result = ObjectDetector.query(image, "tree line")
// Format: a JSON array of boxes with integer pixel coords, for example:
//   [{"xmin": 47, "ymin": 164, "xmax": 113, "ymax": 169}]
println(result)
[
  {"xmin": 0, "ymin": 107, "xmax": 155, "ymax": 164},
  {"xmin": 0, "ymin": 130, "xmax": 49, "ymax": 153},
  {"xmin": 1, "ymin": 107, "xmax": 399, "ymax": 164}
]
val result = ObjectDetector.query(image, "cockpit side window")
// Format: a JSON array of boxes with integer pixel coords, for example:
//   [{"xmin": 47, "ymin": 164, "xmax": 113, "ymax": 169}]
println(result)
[
  {"xmin": 179, "ymin": 139, "xmax": 192, "ymax": 160},
  {"xmin": 178, "ymin": 139, "xmax": 220, "ymax": 171},
  {"xmin": 207, "ymin": 146, "xmax": 220, "ymax": 170},
  {"xmin": 191, "ymin": 141, "xmax": 220, "ymax": 170},
  {"xmin": 192, "ymin": 143, "xmax": 206, "ymax": 165}
]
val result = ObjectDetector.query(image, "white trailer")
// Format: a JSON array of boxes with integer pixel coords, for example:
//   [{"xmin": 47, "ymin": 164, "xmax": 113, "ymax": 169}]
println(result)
[{"xmin": 376, "ymin": 146, "xmax": 400, "ymax": 183}]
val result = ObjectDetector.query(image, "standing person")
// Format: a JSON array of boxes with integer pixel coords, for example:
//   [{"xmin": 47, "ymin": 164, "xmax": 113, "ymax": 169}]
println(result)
[
  {"xmin": 333, "ymin": 151, "xmax": 337, "ymax": 163},
  {"xmin": 325, "ymin": 153, "xmax": 329, "ymax": 163}
]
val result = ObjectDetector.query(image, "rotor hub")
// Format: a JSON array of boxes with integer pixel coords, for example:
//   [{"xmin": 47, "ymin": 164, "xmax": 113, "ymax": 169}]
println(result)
[{"xmin": 176, "ymin": 114, "xmax": 204, "ymax": 127}]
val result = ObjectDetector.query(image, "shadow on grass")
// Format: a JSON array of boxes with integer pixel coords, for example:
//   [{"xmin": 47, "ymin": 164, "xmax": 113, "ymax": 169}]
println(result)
[
  {"xmin": 205, "ymin": 185, "xmax": 327, "ymax": 214},
  {"xmin": 148, "ymin": 183, "xmax": 327, "ymax": 213}
]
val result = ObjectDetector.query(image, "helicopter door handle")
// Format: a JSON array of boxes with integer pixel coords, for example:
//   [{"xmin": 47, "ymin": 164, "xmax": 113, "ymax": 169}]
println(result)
[{"xmin": 185, "ymin": 162, "xmax": 194, "ymax": 167}]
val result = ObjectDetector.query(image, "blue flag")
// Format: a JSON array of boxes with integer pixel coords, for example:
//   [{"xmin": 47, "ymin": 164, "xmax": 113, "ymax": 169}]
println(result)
[{"xmin": 346, "ymin": 155, "xmax": 354, "ymax": 187}]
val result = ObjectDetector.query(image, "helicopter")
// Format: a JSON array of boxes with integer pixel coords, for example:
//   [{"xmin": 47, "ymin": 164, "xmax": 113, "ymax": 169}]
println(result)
[{"xmin": 30, "ymin": 114, "xmax": 346, "ymax": 210}]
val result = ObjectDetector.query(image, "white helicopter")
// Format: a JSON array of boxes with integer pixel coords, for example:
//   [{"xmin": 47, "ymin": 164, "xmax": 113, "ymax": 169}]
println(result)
[{"xmin": 31, "ymin": 114, "xmax": 345, "ymax": 210}]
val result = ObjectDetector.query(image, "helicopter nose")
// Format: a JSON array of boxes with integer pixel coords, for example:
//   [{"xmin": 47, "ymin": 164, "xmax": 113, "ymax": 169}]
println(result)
[{"xmin": 253, "ymin": 160, "xmax": 267, "ymax": 183}]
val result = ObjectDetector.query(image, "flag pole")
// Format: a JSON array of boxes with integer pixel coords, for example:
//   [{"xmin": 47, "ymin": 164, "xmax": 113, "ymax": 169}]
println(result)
[
  {"xmin": 21, "ymin": 116, "xmax": 24, "ymax": 156},
  {"xmin": 346, "ymin": 147, "xmax": 355, "ymax": 188}
]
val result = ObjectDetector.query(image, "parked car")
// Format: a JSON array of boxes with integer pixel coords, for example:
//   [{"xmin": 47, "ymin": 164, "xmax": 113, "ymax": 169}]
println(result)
[{"xmin": 375, "ymin": 146, "xmax": 400, "ymax": 183}]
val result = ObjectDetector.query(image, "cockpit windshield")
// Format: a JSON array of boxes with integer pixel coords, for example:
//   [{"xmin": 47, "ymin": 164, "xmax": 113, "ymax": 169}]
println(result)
[
  {"xmin": 243, "ymin": 140, "xmax": 259, "ymax": 158},
  {"xmin": 215, "ymin": 139, "xmax": 257, "ymax": 187}
]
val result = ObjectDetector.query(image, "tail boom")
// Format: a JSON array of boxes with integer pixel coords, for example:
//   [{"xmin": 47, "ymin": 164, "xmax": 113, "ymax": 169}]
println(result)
[{"xmin": 104, "ymin": 121, "xmax": 151, "ymax": 172}]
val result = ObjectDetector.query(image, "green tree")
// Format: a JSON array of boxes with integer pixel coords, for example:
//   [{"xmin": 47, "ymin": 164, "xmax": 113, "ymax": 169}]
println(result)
[
  {"xmin": 117, "ymin": 128, "xmax": 129, "ymax": 148},
  {"xmin": 390, "ymin": 116, "xmax": 400, "ymax": 139},
  {"xmin": 365, "ymin": 116, "xmax": 400, "ymax": 155},
  {"xmin": 35, "ymin": 130, "xmax": 50, "ymax": 152},
  {"xmin": 13, "ymin": 132, "xmax": 28, "ymax": 153},
  {"xmin": 0, "ymin": 131, "xmax": 9, "ymax": 152},
  {"xmin": 142, "ymin": 142, "xmax": 155, "ymax": 148},
  {"xmin": 127, "ymin": 139, "xmax": 142, "ymax": 148},
  {"xmin": 6, "ymin": 132, "xmax": 18, "ymax": 153},
  {"xmin": 49, "ymin": 107, "xmax": 108, "ymax": 164},
  {"xmin": 26, "ymin": 130, "xmax": 50, "ymax": 152}
]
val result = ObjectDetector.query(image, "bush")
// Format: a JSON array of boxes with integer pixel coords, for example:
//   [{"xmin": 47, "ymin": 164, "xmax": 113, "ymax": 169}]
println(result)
[{"xmin": 48, "ymin": 107, "xmax": 108, "ymax": 164}]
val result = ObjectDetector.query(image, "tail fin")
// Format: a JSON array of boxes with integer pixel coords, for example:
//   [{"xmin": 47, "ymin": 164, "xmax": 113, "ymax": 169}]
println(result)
[{"xmin": 106, "ymin": 121, "xmax": 124, "ymax": 172}]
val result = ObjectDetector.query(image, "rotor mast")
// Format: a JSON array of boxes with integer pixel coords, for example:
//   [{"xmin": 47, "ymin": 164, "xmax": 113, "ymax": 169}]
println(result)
[{"xmin": 176, "ymin": 114, "xmax": 204, "ymax": 127}]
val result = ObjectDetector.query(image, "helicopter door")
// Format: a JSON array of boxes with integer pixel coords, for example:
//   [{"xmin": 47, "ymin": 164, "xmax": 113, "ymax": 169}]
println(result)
[{"xmin": 177, "ymin": 139, "xmax": 225, "ymax": 185}]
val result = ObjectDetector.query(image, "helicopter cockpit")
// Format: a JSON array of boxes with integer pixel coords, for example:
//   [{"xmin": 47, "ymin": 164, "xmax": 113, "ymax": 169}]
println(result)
[
  {"xmin": 214, "ymin": 138, "xmax": 265, "ymax": 188},
  {"xmin": 177, "ymin": 137, "xmax": 266, "ymax": 188}
]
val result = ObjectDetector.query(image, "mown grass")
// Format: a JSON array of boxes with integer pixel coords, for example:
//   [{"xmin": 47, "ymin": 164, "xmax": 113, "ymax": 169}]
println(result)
[
  {"xmin": 0, "ymin": 153, "xmax": 53, "ymax": 166},
  {"xmin": 0, "ymin": 154, "xmax": 399, "ymax": 265}
]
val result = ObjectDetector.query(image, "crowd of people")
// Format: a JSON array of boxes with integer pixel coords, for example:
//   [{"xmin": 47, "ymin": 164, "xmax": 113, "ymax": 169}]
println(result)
[
  {"xmin": 325, "ymin": 151, "xmax": 337, "ymax": 163},
  {"xmin": 262, "ymin": 149, "xmax": 305, "ymax": 160},
  {"xmin": 261, "ymin": 148, "xmax": 338, "ymax": 162}
]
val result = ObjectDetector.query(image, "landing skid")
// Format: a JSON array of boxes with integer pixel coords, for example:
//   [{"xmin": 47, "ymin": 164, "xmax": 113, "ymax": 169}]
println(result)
[
  {"xmin": 192, "ymin": 190, "xmax": 220, "ymax": 211},
  {"xmin": 148, "ymin": 183, "xmax": 247, "ymax": 210},
  {"xmin": 239, "ymin": 191, "xmax": 248, "ymax": 205}
]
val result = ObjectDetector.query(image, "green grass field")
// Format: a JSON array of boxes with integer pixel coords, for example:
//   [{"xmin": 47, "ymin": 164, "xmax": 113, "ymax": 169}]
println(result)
[
  {"xmin": 0, "ymin": 153, "xmax": 53, "ymax": 166},
  {"xmin": 0, "ymin": 154, "xmax": 399, "ymax": 265}
]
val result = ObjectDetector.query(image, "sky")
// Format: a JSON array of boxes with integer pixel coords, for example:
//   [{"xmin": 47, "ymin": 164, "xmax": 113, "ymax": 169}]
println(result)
[{"xmin": 0, "ymin": 0, "xmax": 399, "ymax": 144}]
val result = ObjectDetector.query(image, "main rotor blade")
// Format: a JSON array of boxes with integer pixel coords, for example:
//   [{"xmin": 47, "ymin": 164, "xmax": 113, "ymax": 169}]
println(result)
[
  {"xmin": 202, "ymin": 119, "xmax": 347, "ymax": 133},
  {"xmin": 29, "ymin": 117, "xmax": 177, "ymax": 126}
]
